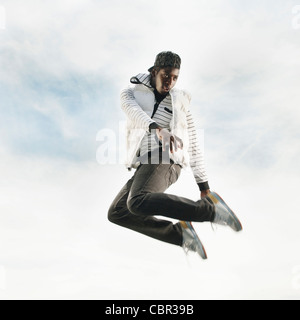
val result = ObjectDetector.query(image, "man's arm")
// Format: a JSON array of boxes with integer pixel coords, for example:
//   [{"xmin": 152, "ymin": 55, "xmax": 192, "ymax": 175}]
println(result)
[
  {"xmin": 121, "ymin": 87, "xmax": 155, "ymax": 132},
  {"xmin": 187, "ymin": 109, "xmax": 210, "ymax": 197}
]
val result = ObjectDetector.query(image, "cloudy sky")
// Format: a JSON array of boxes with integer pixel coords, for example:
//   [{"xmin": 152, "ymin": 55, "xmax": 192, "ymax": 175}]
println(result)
[{"xmin": 0, "ymin": 0, "xmax": 300, "ymax": 300}]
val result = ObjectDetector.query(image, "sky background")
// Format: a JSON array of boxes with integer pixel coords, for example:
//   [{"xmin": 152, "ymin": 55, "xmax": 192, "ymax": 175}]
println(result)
[{"xmin": 0, "ymin": 0, "xmax": 300, "ymax": 300}]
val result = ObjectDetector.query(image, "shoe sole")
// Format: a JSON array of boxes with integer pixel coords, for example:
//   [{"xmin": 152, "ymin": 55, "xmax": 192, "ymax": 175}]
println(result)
[
  {"xmin": 181, "ymin": 221, "xmax": 208, "ymax": 260},
  {"xmin": 209, "ymin": 192, "xmax": 243, "ymax": 232}
]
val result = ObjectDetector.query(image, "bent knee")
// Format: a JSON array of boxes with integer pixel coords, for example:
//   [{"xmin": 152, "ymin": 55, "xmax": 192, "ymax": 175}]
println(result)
[
  {"xmin": 127, "ymin": 194, "xmax": 147, "ymax": 216},
  {"xmin": 107, "ymin": 204, "xmax": 119, "ymax": 224},
  {"xmin": 107, "ymin": 209, "xmax": 114, "ymax": 223}
]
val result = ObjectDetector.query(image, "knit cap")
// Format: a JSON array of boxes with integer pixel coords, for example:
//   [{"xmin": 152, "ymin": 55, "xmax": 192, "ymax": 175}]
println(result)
[{"xmin": 148, "ymin": 51, "xmax": 181, "ymax": 72}]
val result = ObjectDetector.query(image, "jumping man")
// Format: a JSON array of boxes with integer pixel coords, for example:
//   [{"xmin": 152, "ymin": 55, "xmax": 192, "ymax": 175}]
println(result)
[{"xmin": 108, "ymin": 51, "xmax": 242, "ymax": 259}]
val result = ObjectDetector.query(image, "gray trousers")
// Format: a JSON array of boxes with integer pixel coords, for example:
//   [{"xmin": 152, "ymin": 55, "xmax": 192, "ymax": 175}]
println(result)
[{"xmin": 108, "ymin": 162, "xmax": 215, "ymax": 246}]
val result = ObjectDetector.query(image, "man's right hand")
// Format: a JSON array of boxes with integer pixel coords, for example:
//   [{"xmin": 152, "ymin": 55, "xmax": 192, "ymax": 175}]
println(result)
[{"xmin": 156, "ymin": 128, "xmax": 183, "ymax": 154}]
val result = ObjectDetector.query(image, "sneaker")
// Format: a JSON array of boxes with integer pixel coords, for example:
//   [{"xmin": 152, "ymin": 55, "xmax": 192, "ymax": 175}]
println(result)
[
  {"xmin": 207, "ymin": 192, "xmax": 243, "ymax": 232},
  {"xmin": 180, "ymin": 221, "xmax": 207, "ymax": 260}
]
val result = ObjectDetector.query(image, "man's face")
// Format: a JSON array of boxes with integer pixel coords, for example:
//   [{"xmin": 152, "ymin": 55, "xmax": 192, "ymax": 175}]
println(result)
[{"xmin": 152, "ymin": 67, "xmax": 180, "ymax": 94}]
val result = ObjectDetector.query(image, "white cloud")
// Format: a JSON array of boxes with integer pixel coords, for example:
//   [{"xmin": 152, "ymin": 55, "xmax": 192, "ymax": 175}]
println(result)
[{"xmin": 32, "ymin": 97, "xmax": 79, "ymax": 139}]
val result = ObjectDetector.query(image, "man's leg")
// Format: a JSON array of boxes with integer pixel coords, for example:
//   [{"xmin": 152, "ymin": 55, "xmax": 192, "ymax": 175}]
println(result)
[
  {"xmin": 127, "ymin": 163, "xmax": 215, "ymax": 222},
  {"xmin": 108, "ymin": 165, "xmax": 183, "ymax": 246}
]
